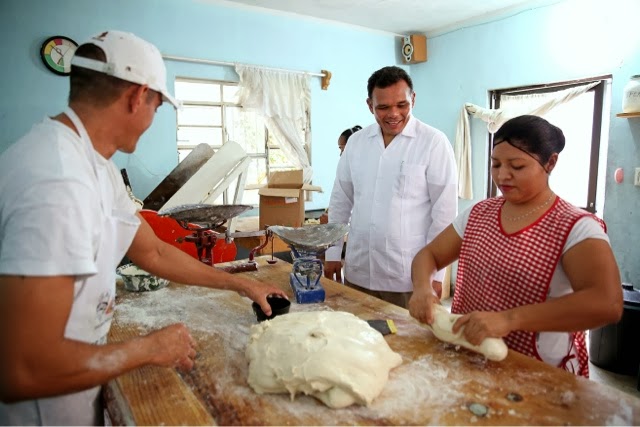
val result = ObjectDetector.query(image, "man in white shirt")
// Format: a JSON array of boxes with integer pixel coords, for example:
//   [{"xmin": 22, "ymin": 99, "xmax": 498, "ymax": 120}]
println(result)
[
  {"xmin": 0, "ymin": 30, "xmax": 286, "ymax": 425},
  {"xmin": 324, "ymin": 66, "xmax": 457, "ymax": 308}
]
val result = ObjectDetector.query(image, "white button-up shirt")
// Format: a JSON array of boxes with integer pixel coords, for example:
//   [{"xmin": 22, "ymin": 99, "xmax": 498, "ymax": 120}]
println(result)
[{"xmin": 326, "ymin": 116, "xmax": 457, "ymax": 292}]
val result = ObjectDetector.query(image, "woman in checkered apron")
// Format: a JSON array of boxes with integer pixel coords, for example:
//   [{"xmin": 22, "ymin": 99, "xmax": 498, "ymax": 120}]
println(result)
[{"xmin": 408, "ymin": 115, "xmax": 623, "ymax": 377}]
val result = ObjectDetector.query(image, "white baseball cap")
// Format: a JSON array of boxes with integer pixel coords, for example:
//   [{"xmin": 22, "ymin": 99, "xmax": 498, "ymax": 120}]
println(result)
[{"xmin": 71, "ymin": 30, "xmax": 179, "ymax": 109}]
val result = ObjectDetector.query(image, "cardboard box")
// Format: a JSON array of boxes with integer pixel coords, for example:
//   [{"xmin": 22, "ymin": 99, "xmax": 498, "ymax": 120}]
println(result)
[{"xmin": 258, "ymin": 170, "xmax": 322, "ymax": 230}]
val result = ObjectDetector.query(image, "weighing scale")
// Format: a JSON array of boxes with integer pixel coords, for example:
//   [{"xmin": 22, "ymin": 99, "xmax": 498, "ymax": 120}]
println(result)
[{"xmin": 268, "ymin": 224, "xmax": 348, "ymax": 304}]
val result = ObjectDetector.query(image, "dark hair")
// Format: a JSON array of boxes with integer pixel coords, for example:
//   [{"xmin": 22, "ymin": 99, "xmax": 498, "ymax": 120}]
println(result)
[
  {"xmin": 493, "ymin": 115, "xmax": 565, "ymax": 165},
  {"xmin": 340, "ymin": 125, "xmax": 362, "ymax": 141},
  {"xmin": 367, "ymin": 66, "xmax": 413, "ymax": 99},
  {"xmin": 69, "ymin": 44, "xmax": 138, "ymax": 107}
]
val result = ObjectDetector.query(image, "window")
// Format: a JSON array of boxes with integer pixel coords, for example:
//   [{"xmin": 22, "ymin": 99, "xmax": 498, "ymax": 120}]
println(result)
[
  {"xmin": 488, "ymin": 77, "xmax": 610, "ymax": 214},
  {"xmin": 174, "ymin": 78, "xmax": 297, "ymax": 206}
]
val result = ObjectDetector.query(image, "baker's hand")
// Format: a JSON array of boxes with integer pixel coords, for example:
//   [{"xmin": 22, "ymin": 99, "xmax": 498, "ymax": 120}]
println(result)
[
  {"xmin": 452, "ymin": 311, "xmax": 510, "ymax": 346},
  {"xmin": 145, "ymin": 323, "xmax": 197, "ymax": 371},
  {"xmin": 323, "ymin": 260, "xmax": 342, "ymax": 283},
  {"xmin": 241, "ymin": 280, "xmax": 288, "ymax": 317},
  {"xmin": 409, "ymin": 285, "xmax": 440, "ymax": 325}
]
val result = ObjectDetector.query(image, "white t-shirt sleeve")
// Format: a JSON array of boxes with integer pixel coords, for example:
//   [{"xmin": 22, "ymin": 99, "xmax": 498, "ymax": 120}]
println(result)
[
  {"xmin": 562, "ymin": 216, "xmax": 609, "ymax": 253},
  {"xmin": 0, "ymin": 178, "xmax": 100, "ymax": 276},
  {"xmin": 452, "ymin": 204, "xmax": 473, "ymax": 238}
]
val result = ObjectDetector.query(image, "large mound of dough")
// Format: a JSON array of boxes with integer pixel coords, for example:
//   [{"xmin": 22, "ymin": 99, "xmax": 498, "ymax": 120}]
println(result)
[{"xmin": 245, "ymin": 311, "xmax": 402, "ymax": 409}]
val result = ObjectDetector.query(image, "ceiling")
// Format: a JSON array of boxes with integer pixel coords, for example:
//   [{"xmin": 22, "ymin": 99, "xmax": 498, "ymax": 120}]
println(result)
[{"xmin": 204, "ymin": 0, "xmax": 562, "ymax": 36}]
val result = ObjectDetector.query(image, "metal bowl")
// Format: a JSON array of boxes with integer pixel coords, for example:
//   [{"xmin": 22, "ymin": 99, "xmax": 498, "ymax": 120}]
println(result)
[
  {"xmin": 116, "ymin": 263, "xmax": 169, "ymax": 292},
  {"xmin": 268, "ymin": 223, "xmax": 349, "ymax": 252}
]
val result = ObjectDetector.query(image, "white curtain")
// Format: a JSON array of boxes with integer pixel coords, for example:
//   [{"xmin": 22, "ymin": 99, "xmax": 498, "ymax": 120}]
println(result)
[
  {"xmin": 453, "ymin": 81, "xmax": 599, "ymax": 200},
  {"xmin": 235, "ymin": 65, "xmax": 313, "ymax": 183}
]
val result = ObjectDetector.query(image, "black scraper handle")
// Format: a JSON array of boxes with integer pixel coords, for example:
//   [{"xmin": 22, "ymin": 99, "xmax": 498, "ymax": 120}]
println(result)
[{"xmin": 366, "ymin": 319, "xmax": 397, "ymax": 335}]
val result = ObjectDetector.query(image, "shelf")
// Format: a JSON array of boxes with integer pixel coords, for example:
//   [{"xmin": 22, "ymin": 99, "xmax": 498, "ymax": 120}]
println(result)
[{"xmin": 616, "ymin": 112, "xmax": 640, "ymax": 118}]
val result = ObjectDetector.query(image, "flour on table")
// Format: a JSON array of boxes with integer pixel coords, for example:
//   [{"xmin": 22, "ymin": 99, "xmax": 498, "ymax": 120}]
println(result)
[{"xmin": 245, "ymin": 311, "xmax": 402, "ymax": 409}]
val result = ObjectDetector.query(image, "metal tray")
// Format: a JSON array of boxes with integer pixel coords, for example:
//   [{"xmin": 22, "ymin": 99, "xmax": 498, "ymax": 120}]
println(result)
[
  {"xmin": 268, "ymin": 224, "xmax": 349, "ymax": 252},
  {"xmin": 157, "ymin": 203, "xmax": 252, "ymax": 228}
]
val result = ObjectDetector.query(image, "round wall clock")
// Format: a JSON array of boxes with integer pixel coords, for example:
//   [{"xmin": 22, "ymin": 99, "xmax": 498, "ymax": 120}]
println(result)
[{"xmin": 40, "ymin": 36, "xmax": 78, "ymax": 76}]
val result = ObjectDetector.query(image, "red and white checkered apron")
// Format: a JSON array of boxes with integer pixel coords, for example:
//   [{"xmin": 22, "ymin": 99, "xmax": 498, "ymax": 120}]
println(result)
[{"xmin": 452, "ymin": 196, "xmax": 605, "ymax": 377}]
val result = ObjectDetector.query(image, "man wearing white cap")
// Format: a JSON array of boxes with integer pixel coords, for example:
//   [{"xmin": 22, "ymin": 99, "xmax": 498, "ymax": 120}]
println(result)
[{"xmin": 0, "ymin": 30, "xmax": 287, "ymax": 425}]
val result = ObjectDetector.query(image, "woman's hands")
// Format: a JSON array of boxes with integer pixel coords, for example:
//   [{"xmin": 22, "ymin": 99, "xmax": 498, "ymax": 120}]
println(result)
[
  {"xmin": 409, "ymin": 283, "xmax": 441, "ymax": 325},
  {"xmin": 452, "ymin": 311, "xmax": 512, "ymax": 346},
  {"xmin": 409, "ymin": 284, "xmax": 512, "ymax": 346}
]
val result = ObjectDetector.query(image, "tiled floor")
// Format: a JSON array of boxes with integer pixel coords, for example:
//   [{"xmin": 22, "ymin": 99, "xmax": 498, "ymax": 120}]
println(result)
[{"xmin": 440, "ymin": 297, "xmax": 639, "ymax": 398}]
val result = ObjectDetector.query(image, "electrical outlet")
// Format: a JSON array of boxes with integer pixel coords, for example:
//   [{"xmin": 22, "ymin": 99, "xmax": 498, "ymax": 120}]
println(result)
[{"xmin": 635, "ymin": 168, "xmax": 640, "ymax": 187}]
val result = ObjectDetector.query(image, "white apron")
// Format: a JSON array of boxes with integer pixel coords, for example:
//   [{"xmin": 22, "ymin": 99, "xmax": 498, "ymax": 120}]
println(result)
[{"xmin": 1, "ymin": 109, "xmax": 140, "ymax": 426}]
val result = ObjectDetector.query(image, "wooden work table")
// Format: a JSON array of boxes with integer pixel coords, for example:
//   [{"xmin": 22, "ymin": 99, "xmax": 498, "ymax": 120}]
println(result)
[{"xmin": 106, "ymin": 256, "xmax": 640, "ymax": 425}]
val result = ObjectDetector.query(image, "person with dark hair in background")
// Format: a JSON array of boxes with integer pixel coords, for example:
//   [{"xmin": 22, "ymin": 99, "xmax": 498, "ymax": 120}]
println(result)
[
  {"xmin": 324, "ymin": 66, "xmax": 457, "ymax": 309},
  {"xmin": 320, "ymin": 125, "xmax": 362, "ymax": 225},
  {"xmin": 0, "ymin": 30, "xmax": 286, "ymax": 425},
  {"xmin": 337, "ymin": 125, "xmax": 362, "ymax": 155},
  {"xmin": 409, "ymin": 115, "xmax": 623, "ymax": 377}
]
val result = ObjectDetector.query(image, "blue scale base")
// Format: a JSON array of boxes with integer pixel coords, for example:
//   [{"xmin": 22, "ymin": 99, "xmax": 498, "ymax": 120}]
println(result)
[{"xmin": 289, "ymin": 273, "xmax": 325, "ymax": 304}]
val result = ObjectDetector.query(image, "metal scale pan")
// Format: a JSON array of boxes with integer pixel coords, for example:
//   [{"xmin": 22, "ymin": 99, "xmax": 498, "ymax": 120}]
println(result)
[
  {"xmin": 268, "ymin": 223, "xmax": 349, "ymax": 253},
  {"xmin": 158, "ymin": 203, "xmax": 252, "ymax": 229}
]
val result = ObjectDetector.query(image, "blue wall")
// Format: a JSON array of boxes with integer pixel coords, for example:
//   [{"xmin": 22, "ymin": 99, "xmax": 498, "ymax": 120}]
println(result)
[
  {"xmin": 1, "ymin": 0, "xmax": 638, "ymax": 283},
  {"xmin": 0, "ymin": 0, "xmax": 398, "ymax": 208},
  {"xmin": 410, "ymin": 0, "xmax": 640, "ymax": 284}
]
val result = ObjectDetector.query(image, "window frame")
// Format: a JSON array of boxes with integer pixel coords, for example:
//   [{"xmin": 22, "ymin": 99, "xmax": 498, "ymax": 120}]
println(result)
[
  {"xmin": 487, "ymin": 76, "xmax": 609, "ymax": 214},
  {"xmin": 174, "ymin": 77, "xmax": 299, "ymax": 206}
]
